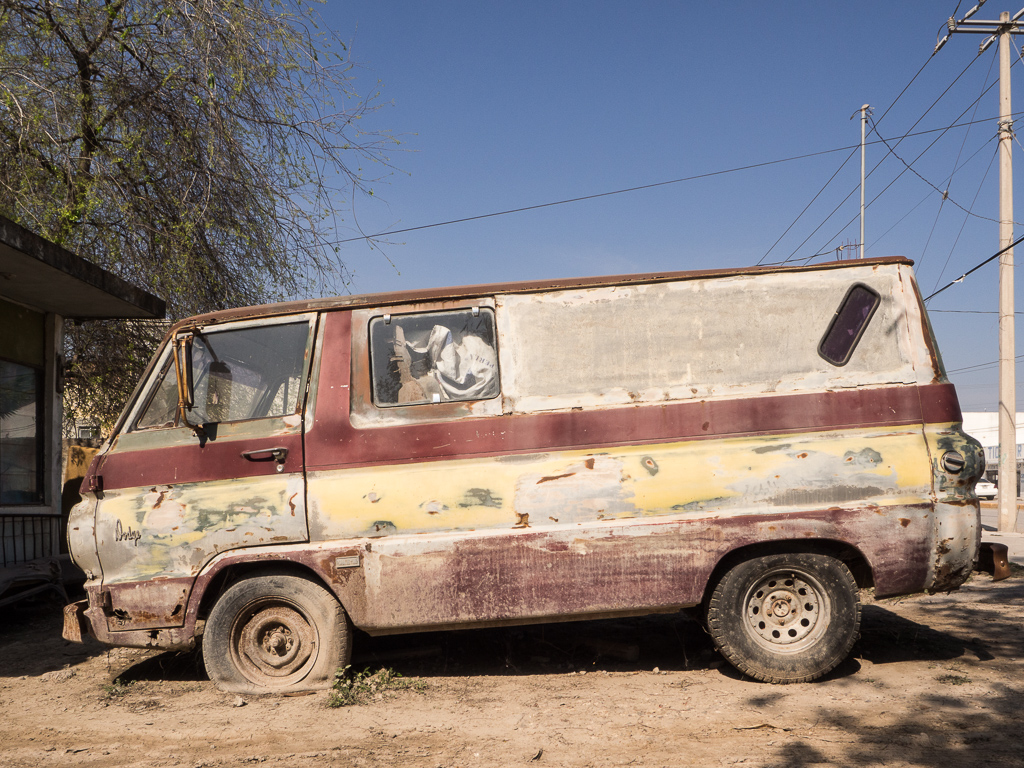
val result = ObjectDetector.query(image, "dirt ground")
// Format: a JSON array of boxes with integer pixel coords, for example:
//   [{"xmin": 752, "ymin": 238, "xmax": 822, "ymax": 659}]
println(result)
[{"xmin": 3, "ymin": 571, "xmax": 1024, "ymax": 768}]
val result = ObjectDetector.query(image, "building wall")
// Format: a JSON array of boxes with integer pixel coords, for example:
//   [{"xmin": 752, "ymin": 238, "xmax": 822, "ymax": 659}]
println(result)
[
  {"xmin": 962, "ymin": 412, "xmax": 1024, "ymax": 491},
  {"xmin": 0, "ymin": 295, "xmax": 62, "ymax": 565}
]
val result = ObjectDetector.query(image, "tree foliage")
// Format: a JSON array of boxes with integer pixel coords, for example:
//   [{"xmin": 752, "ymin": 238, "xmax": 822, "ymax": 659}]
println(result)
[{"xmin": 0, "ymin": 0, "xmax": 393, "ymax": 430}]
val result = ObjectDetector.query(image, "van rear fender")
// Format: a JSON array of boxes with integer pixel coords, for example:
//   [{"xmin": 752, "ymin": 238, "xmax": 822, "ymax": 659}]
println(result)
[
  {"xmin": 922, "ymin": 421, "xmax": 983, "ymax": 592},
  {"xmin": 697, "ymin": 538, "xmax": 874, "ymax": 611}
]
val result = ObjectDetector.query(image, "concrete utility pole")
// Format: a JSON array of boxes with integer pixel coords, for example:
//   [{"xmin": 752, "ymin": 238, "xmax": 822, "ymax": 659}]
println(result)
[
  {"xmin": 935, "ymin": 5, "xmax": 1024, "ymax": 532},
  {"xmin": 857, "ymin": 104, "xmax": 871, "ymax": 258}
]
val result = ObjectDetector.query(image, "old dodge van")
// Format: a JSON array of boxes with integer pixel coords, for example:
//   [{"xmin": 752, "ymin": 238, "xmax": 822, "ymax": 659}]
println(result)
[{"xmin": 64, "ymin": 257, "xmax": 983, "ymax": 691}]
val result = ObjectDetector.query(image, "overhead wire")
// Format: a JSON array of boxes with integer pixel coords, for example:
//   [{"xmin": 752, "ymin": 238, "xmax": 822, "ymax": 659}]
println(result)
[
  {"xmin": 329, "ymin": 112, "xmax": 1024, "ymax": 248},
  {"xmin": 755, "ymin": 146, "xmax": 859, "ymax": 266},
  {"xmin": 924, "ymin": 232, "xmax": 1024, "ymax": 302},
  {"xmin": 329, "ymin": 146, "xmax": 871, "ymax": 247},
  {"xmin": 869, "ymin": 117, "xmax": 1000, "ymax": 222},
  {"xmin": 868, "ymin": 138, "xmax": 999, "ymax": 249},
  {"xmin": 929, "ymin": 143, "xmax": 999, "ymax": 292},
  {"xmin": 947, "ymin": 354, "xmax": 1024, "ymax": 375},
  {"xmin": 928, "ymin": 49, "xmax": 998, "ymax": 288},
  {"xmin": 798, "ymin": 48, "xmax": 993, "ymax": 264},
  {"xmin": 759, "ymin": 53, "xmax": 939, "ymax": 266},
  {"xmin": 805, "ymin": 59, "xmax": 1004, "ymax": 265}
]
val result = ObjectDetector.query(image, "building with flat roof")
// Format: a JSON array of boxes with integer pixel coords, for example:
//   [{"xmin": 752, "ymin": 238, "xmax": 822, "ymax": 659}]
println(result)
[
  {"xmin": 0, "ymin": 214, "xmax": 164, "ymax": 587},
  {"xmin": 962, "ymin": 412, "xmax": 1024, "ymax": 494}
]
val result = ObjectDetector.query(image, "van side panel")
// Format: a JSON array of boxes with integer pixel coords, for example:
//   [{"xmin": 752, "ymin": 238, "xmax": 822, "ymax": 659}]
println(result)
[
  {"xmin": 304, "ymin": 309, "xmax": 963, "ymax": 632},
  {"xmin": 495, "ymin": 268, "xmax": 923, "ymax": 414}
]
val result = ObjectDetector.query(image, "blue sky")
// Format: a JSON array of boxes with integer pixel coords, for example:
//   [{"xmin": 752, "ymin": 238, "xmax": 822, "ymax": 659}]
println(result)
[{"xmin": 318, "ymin": 1, "xmax": 1024, "ymax": 412}]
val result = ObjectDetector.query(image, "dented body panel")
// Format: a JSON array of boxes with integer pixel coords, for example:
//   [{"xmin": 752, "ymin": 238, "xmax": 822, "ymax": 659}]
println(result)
[{"xmin": 66, "ymin": 257, "xmax": 983, "ymax": 653}]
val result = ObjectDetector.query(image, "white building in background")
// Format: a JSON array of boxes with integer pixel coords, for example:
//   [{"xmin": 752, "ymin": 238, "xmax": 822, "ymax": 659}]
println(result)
[{"xmin": 962, "ymin": 412, "xmax": 1024, "ymax": 493}]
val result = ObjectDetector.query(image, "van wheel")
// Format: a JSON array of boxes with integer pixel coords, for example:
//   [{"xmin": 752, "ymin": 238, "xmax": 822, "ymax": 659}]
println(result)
[
  {"xmin": 706, "ymin": 553, "xmax": 860, "ymax": 683},
  {"xmin": 203, "ymin": 572, "xmax": 351, "ymax": 694}
]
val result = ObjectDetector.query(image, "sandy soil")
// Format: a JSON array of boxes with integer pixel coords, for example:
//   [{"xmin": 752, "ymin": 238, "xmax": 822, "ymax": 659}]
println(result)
[{"xmin": 2, "ymin": 572, "xmax": 1024, "ymax": 768}]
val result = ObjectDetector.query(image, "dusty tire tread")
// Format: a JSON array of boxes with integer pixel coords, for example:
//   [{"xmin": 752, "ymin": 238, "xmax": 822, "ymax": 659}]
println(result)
[
  {"xmin": 203, "ymin": 570, "xmax": 351, "ymax": 694},
  {"xmin": 706, "ymin": 553, "xmax": 860, "ymax": 684}
]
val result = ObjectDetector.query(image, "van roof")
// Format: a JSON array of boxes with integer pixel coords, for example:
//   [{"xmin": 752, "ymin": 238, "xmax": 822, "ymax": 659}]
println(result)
[{"xmin": 172, "ymin": 255, "xmax": 914, "ymax": 331}]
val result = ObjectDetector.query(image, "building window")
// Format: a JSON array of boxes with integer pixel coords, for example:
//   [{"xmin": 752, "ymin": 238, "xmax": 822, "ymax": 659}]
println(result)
[{"xmin": 0, "ymin": 359, "xmax": 44, "ymax": 505}]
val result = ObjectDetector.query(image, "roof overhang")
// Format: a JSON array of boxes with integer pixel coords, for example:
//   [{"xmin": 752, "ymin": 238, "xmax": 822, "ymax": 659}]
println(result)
[{"xmin": 0, "ymin": 215, "xmax": 165, "ymax": 319}]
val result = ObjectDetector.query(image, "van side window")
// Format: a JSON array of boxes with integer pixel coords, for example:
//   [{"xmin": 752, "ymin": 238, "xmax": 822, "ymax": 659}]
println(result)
[
  {"xmin": 135, "ymin": 322, "xmax": 309, "ymax": 428},
  {"xmin": 818, "ymin": 284, "xmax": 881, "ymax": 366},
  {"xmin": 369, "ymin": 308, "xmax": 499, "ymax": 407},
  {"xmin": 135, "ymin": 358, "xmax": 178, "ymax": 429}
]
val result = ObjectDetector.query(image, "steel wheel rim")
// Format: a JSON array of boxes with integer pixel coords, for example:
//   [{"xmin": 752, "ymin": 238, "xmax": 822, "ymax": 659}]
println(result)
[
  {"xmin": 230, "ymin": 598, "xmax": 318, "ymax": 687},
  {"xmin": 743, "ymin": 568, "xmax": 831, "ymax": 654}
]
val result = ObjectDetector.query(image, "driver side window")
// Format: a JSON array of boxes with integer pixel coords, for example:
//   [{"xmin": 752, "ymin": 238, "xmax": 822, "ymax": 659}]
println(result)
[{"xmin": 134, "ymin": 321, "xmax": 310, "ymax": 429}]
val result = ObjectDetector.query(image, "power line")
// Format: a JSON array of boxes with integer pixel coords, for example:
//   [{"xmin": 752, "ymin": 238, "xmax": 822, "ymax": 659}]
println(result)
[
  {"xmin": 759, "ymin": 50, "xmax": 939, "ymax": 266},
  {"xmin": 330, "ymin": 112, "xmax": 1024, "ymax": 247},
  {"xmin": 924, "ymin": 232, "xmax": 1024, "ymax": 301},
  {"xmin": 808, "ymin": 60, "xmax": 1007, "ymax": 264},
  {"xmin": 927, "ymin": 47, "xmax": 999, "ymax": 288},
  {"xmin": 802, "ymin": 45, "xmax": 1003, "ymax": 264},
  {"xmin": 947, "ymin": 353, "xmax": 1024, "ymax": 375},
  {"xmin": 929, "ymin": 143, "xmax": 999, "ymax": 292},
  {"xmin": 931, "ymin": 309, "xmax": 1024, "ymax": 314},
  {"xmin": 756, "ymin": 147, "xmax": 859, "ymax": 266},
  {"xmin": 868, "ymin": 116, "xmax": 1000, "ymax": 222}
]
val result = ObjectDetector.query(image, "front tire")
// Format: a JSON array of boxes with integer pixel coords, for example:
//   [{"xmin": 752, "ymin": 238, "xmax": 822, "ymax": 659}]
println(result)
[
  {"xmin": 706, "ymin": 552, "xmax": 860, "ymax": 683},
  {"xmin": 203, "ymin": 571, "xmax": 351, "ymax": 694}
]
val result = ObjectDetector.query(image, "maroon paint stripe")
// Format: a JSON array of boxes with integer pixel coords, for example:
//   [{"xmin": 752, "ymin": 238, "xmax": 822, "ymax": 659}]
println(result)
[
  {"xmin": 304, "ymin": 311, "xmax": 960, "ymax": 470},
  {"xmin": 93, "ymin": 308, "xmax": 962, "ymax": 489},
  {"xmin": 920, "ymin": 382, "xmax": 961, "ymax": 423},
  {"xmin": 98, "ymin": 433, "xmax": 303, "ymax": 492}
]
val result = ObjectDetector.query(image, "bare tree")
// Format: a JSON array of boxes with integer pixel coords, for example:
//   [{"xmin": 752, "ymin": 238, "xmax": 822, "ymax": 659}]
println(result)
[{"xmin": 0, "ymin": 0, "xmax": 394, "ymax": 429}]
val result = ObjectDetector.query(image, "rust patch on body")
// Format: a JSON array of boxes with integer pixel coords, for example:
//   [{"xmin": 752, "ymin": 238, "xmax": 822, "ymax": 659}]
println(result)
[
  {"xmin": 585, "ymin": 458, "xmax": 595, "ymax": 470},
  {"xmin": 538, "ymin": 473, "xmax": 576, "ymax": 484},
  {"xmin": 899, "ymin": 518, "xmax": 911, "ymax": 527}
]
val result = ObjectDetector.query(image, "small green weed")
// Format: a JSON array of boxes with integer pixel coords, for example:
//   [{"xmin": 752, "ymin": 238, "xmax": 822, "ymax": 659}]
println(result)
[
  {"xmin": 327, "ymin": 665, "xmax": 425, "ymax": 707},
  {"xmin": 937, "ymin": 673, "xmax": 970, "ymax": 686},
  {"xmin": 102, "ymin": 678, "xmax": 136, "ymax": 698}
]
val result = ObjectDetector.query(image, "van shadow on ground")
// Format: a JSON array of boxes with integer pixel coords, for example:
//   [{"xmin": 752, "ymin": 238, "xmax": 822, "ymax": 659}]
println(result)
[
  {"xmin": 750, "ymin": 593, "xmax": 1024, "ymax": 768},
  {"xmin": 113, "ymin": 595, "xmax": 990, "ymax": 686}
]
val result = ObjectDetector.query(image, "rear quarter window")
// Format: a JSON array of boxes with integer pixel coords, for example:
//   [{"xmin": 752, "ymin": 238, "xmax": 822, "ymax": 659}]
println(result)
[{"xmin": 818, "ymin": 284, "xmax": 881, "ymax": 366}]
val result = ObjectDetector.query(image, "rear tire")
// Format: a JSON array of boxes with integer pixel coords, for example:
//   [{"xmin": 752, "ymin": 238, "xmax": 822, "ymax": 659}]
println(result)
[
  {"xmin": 706, "ymin": 552, "xmax": 860, "ymax": 683},
  {"xmin": 203, "ymin": 571, "xmax": 351, "ymax": 694}
]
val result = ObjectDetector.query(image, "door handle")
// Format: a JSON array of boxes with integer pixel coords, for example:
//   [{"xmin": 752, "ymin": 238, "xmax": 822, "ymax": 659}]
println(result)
[{"xmin": 241, "ymin": 447, "xmax": 289, "ymax": 467}]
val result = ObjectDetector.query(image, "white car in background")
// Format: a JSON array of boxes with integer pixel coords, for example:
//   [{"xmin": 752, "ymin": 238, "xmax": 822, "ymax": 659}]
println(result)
[{"xmin": 976, "ymin": 480, "xmax": 997, "ymax": 500}]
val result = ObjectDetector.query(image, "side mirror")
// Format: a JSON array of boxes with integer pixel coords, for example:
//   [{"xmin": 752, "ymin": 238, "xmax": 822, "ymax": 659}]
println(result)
[
  {"xmin": 174, "ymin": 333, "xmax": 194, "ymax": 408},
  {"xmin": 173, "ymin": 332, "xmax": 204, "ymax": 437}
]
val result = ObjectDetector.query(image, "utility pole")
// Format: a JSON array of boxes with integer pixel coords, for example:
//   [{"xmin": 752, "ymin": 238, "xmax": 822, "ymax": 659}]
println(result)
[
  {"xmin": 935, "ymin": 5, "xmax": 1024, "ymax": 532},
  {"xmin": 857, "ymin": 105, "xmax": 871, "ymax": 258}
]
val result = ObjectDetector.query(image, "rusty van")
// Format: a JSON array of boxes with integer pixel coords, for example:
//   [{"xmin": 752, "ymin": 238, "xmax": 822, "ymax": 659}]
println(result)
[{"xmin": 63, "ymin": 256, "xmax": 984, "ymax": 691}]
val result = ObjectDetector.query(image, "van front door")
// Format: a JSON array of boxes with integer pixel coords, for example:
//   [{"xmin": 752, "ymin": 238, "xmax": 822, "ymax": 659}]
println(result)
[{"xmin": 90, "ymin": 315, "xmax": 317, "ymax": 632}]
